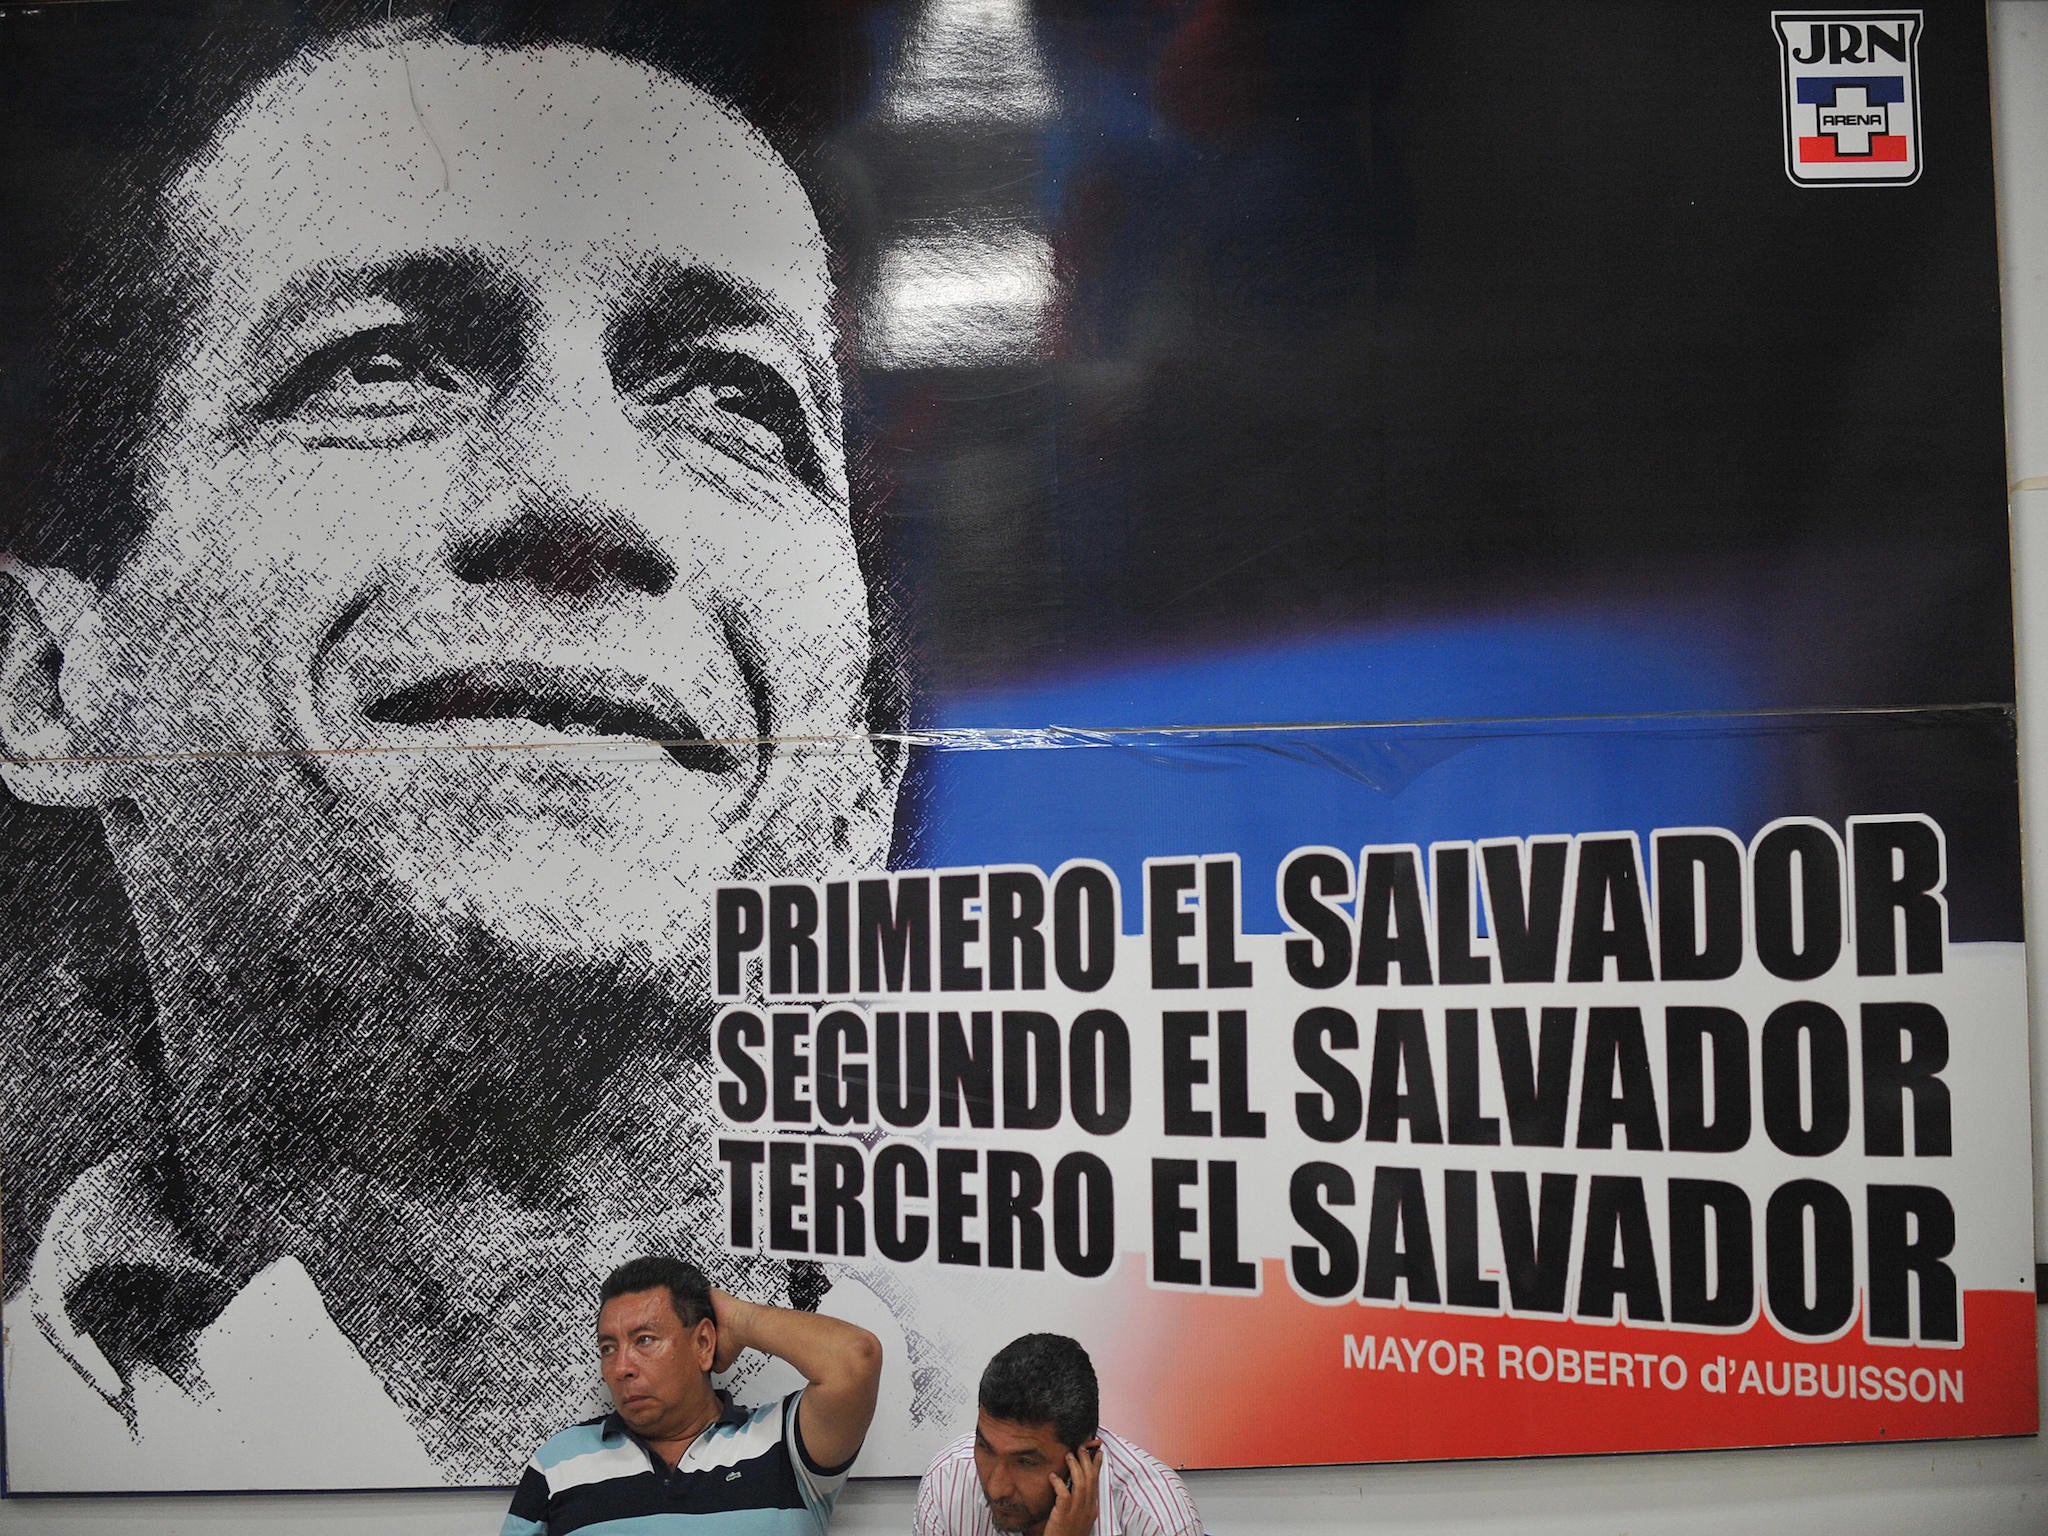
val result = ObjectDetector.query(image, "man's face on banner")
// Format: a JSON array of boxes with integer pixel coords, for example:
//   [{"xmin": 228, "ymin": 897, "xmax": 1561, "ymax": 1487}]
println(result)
[{"xmin": 32, "ymin": 39, "xmax": 891, "ymax": 999}]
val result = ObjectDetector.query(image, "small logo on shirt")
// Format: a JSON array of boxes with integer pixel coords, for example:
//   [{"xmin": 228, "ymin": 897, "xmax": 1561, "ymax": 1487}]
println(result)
[
  {"xmin": 726, "ymin": 1470, "xmax": 743, "ymax": 1481},
  {"xmin": 1774, "ymin": 11, "xmax": 1923, "ymax": 186}
]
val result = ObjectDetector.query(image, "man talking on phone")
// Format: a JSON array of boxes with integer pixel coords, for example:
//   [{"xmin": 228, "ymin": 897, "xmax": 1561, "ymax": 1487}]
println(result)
[{"xmin": 913, "ymin": 1334, "xmax": 1203, "ymax": 1536}]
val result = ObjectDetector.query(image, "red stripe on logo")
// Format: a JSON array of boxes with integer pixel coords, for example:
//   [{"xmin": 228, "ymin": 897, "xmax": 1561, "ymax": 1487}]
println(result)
[{"xmin": 1798, "ymin": 134, "xmax": 1909, "ymax": 163}]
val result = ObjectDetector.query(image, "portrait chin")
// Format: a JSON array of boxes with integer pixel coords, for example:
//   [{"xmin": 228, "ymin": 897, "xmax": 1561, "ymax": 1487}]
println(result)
[
  {"xmin": 309, "ymin": 724, "xmax": 891, "ymax": 984},
  {"xmin": 102, "ymin": 724, "xmax": 887, "ymax": 1023}
]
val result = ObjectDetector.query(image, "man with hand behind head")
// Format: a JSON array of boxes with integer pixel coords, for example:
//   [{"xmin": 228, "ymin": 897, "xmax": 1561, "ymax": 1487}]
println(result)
[
  {"xmin": 505, "ymin": 1256, "xmax": 882, "ymax": 1535},
  {"xmin": 915, "ymin": 1334, "xmax": 1203, "ymax": 1536}
]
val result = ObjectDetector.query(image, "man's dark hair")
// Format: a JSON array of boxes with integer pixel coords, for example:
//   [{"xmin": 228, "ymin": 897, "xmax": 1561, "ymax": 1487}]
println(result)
[
  {"xmin": 599, "ymin": 1255, "xmax": 713, "ymax": 1329},
  {"xmin": 977, "ymin": 1333, "xmax": 1098, "ymax": 1452}
]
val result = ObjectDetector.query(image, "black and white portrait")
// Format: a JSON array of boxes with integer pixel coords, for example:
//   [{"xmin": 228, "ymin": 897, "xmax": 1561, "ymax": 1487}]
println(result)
[{"xmin": 1, "ymin": 1, "xmax": 917, "ymax": 1488}]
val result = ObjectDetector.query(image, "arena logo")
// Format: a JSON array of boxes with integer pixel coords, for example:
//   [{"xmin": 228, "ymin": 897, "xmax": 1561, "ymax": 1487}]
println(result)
[{"xmin": 1774, "ymin": 11, "xmax": 1923, "ymax": 186}]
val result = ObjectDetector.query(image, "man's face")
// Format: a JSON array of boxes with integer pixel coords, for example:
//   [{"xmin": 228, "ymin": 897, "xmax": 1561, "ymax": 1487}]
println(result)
[
  {"xmin": 46, "ymin": 38, "xmax": 890, "ymax": 1000},
  {"xmin": 597, "ymin": 1287, "xmax": 713, "ymax": 1441},
  {"xmin": 973, "ymin": 1410, "xmax": 1076, "ymax": 1535}
]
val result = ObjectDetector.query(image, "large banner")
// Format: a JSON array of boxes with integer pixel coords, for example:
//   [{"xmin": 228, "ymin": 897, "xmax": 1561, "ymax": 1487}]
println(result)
[{"xmin": 0, "ymin": 0, "xmax": 2032, "ymax": 1494}]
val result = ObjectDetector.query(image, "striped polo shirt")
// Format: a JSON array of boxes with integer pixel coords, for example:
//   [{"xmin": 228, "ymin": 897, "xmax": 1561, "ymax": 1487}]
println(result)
[
  {"xmin": 913, "ymin": 1425, "xmax": 1204, "ymax": 1536},
  {"xmin": 502, "ymin": 1389, "xmax": 850, "ymax": 1535}
]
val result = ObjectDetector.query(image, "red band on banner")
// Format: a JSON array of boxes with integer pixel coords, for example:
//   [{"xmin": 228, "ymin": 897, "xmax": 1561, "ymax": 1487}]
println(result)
[
  {"xmin": 1098, "ymin": 1263, "xmax": 2036, "ymax": 1467},
  {"xmin": 1799, "ymin": 135, "xmax": 1909, "ymax": 163}
]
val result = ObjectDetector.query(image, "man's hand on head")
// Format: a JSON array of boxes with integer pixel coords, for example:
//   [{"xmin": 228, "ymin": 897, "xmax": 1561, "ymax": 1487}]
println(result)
[
  {"xmin": 709, "ymin": 1287, "xmax": 754, "ymax": 1374},
  {"xmin": 1045, "ymin": 1441, "xmax": 1102, "ymax": 1536},
  {"xmin": 707, "ymin": 1288, "xmax": 881, "ymax": 1472}
]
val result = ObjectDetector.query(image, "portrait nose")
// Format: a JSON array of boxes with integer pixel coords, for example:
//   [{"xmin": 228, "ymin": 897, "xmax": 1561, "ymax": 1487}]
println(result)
[
  {"xmin": 448, "ymin": 347, "xmax": 679, "ymax": 600},
  {"xmin": 450, "ymin": 507, "xmax": 676, "ymax": 598}
]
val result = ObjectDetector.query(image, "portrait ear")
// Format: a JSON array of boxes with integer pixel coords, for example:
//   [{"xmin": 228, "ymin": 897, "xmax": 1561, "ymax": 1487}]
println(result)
[
  {"xmin": 0, "ymin": 559, "xmax": 109, "ymax": 808},
  {"xmin": 836, "ymin": 740, "xmax": 904, "ymax": 870},
  {"xmin": 844, "ymin": 629, "xmax": 911, "ymax": 869},
  {"xmin": 692, "ymin": 1315, "xmax": 719, "ymax": 1373}
]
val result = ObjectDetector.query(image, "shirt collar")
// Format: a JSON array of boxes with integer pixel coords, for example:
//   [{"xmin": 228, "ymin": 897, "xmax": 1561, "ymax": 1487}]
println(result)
[
  {"xmin": 21, "ymin": 1149, "xmax": 237, "ymax": 1413},
  {"xmin": 601, "ymin": 1388, "xmax": 750, "ymax": 1456}
]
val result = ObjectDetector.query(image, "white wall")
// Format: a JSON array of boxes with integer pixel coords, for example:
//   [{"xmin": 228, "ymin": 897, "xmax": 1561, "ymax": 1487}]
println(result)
[{"xmin": 7, "ymin": 6, "xmax": 2048, "ymax": 1532}]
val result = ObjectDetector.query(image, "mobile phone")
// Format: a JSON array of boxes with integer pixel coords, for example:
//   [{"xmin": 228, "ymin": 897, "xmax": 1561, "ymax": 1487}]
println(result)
[{"xmin": 1057, "ymin": 1442, "xmax": 1099, "ymax": 1497}]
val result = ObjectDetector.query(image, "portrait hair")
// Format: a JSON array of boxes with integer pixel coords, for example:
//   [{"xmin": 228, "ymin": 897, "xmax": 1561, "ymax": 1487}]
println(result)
[
  {"xmin": 978, "ymin": 1333, "xmax": 1099, "ymax": 1452},
  {"xmin": 599, "ymin": 1254, "xmax": 715, "ymax": 1330}
]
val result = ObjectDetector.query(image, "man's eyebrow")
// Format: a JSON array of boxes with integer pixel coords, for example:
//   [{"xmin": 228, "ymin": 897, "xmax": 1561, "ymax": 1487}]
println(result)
[
  {"xmin": 251, "ymin": 248, "xmax": 526, "ymax": 350},
  {"xmin": 609, "ymin": 260, "xmax": 837, "ymax": 416}
]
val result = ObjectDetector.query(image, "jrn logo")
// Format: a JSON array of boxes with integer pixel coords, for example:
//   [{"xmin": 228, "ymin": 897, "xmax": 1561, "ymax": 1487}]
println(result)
[
  {"xmin": 1774, "ymin": 11, "xmax": 1922, "ymax": 187},
  {"xmin": 1787, "ymin": 19, "xmax": 1912, "ymax": 65}
]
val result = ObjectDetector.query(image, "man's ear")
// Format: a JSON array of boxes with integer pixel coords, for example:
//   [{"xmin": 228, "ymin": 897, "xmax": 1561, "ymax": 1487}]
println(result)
[
  {"xmin": 692, "ymin": 1316, "xmax": 718, "ymax": 1373},
  {"xmin": 837, "ymin": 734, "xmax": 905, "ymax": 870},
  {"xmin": 0, "ymin": 558, "xmax": 109, "ymax": 808},
  {"xmin": 843, "ymin": 625, "xmax": 911, "ymax": 869}
]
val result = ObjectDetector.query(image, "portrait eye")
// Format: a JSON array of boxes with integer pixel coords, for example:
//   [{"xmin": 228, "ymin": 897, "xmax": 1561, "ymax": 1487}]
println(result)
[
  {"xmin": 630, "ymin": 349, "xmax": 819, "ymax": 485},
  {"xmin": 262, "ymin": 324, "xmax": 471, "ymax": 430}
]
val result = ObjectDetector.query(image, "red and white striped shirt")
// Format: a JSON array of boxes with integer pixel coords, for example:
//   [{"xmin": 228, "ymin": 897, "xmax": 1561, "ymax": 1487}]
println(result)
[{"xmin": 912, "ymin": 1425, "xmax": 1204, "ymax": 1536}]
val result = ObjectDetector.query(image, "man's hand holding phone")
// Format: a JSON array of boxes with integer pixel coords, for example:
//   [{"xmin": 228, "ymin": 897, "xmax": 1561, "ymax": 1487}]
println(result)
[{"xmin": 1045, "ymin": 1439, "xmax": 1103, "ymax": 1536}]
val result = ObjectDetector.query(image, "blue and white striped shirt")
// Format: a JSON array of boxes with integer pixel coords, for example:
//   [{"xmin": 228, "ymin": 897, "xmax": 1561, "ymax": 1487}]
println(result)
[{"xmin": 503, "ymin": 1390, "xmax": 850, "ymax": 1535}]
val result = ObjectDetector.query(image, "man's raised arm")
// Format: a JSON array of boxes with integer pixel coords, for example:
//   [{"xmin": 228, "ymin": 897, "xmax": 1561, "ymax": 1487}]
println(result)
[{"xmin": 711, "ymin": 1288, "xmax": 883, "ymax": 1470}]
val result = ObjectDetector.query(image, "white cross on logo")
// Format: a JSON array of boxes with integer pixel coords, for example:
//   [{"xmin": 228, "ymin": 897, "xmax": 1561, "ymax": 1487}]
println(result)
[{"xmin": 1816, "ymin": 85, "xmax": 1888, "ymax": 156}]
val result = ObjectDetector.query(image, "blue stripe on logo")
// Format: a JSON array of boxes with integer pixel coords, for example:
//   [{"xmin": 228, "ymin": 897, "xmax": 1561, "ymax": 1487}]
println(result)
[{"xmin": 1797, "ymin": 75, "xmax": 1905, "ymax": 105}]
